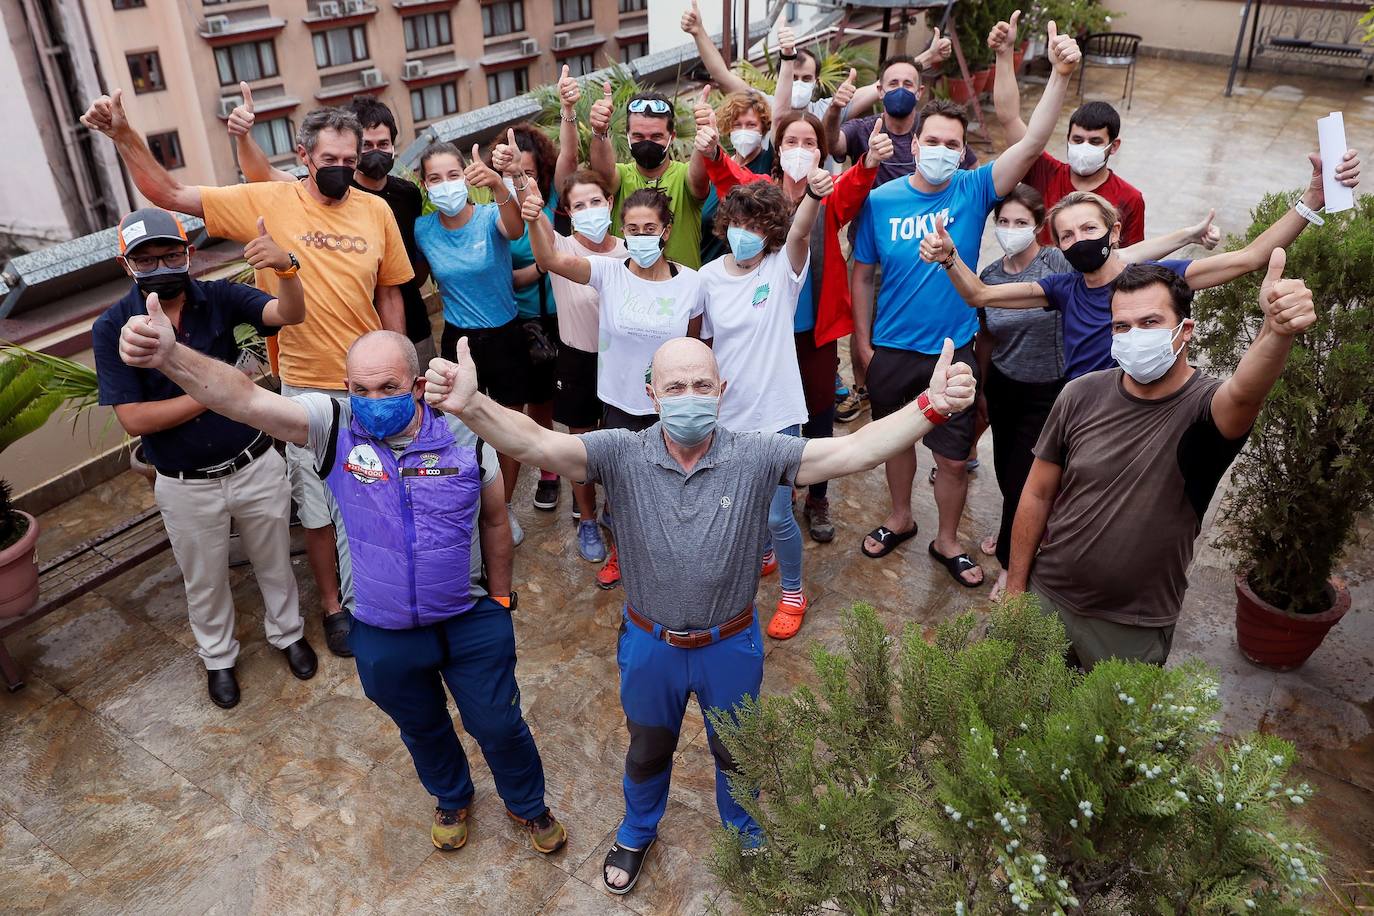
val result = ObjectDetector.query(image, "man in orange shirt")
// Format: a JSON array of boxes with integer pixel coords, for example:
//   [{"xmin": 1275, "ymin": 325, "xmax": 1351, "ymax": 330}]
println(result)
[{"xmin": 82, "ymin": 94, "xmax": 414, "ymax": 656}]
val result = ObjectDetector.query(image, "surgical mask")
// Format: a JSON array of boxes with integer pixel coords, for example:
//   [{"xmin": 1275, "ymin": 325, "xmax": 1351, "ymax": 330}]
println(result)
[
  {"xmin": 1066, "ymin": 142, "xmax": 1109, "ymax": 177},
  {"xmin": 357, "ymin": 149, "xmax": 394, "ymax": 180},
  {"xmin": 779, "ymin": 147, "xmax": 814, "ymax": 181},
  {"xmin": 133, "ymin": 266, "xmax": 190, "ymax": 300},
  {"xmin": 729, "ymin": 128, "xmax": 763, "ymax": 158},
  {"xmin": 626, "ymin": 233, "xmax": 663, "ymax": 268},
  {"xmin": 658, "ymin": 394, "xmax": 718, "ymax": 446},
  {"xmin": 995, "ymin": 226, "xmax": 1036, "ymax": 257},
  {"xmin": 350, "ymin": 391, "xmax": 417, "ymax": 439},
  {"xmin": 790, "ymin": 79, "xmax": 813, "ymax": 109},
  {"xmin": 503, "ymin": 177, "xmax": 518, "ymax": 198},
  {"xmin": 428, "ymin": 179, "xmax": 468, "ymax": 217},
  {"xmin": 1111, "ymin": 322, "xmax": 1185, "ymax": 384},
  {"xmin": 917, "ymin": 145, "xmax": 961, "ymax": 185},
  {"xmin": 882, "ymin": 87, "xmax": 916, "ymax": 118},
  {"xmin": 726, "ymin": 226, "xmax": 765, "ymax": 262},
  {"xmin": 630, "ymin": 139, "xmax": 668, "ymax": 170},
  {"xmin": 571, "ymin": 206, "xmax": 612, "ymax": 243},
  {"xmin": 312, "ymin": 162, "xmax": 353, "ymax": 200},
  {"xmin": 1062, "ymin": 232, "xmax": 1113, "ymax": 273}
]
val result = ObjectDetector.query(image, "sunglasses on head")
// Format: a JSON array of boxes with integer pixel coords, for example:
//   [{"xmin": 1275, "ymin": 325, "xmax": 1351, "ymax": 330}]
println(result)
[{"xmin": 628, "ymin": 98, "xmax": 672, "ymax": 115}]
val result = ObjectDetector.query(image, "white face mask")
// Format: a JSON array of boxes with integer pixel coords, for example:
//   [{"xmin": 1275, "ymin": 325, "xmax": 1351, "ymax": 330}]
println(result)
[
  {"xmin": 779, "ymin": 147, "xmax": 816, "ymax": 181},
  {"xmin": 917, "ymin": 145, "xmax": 961, "ymax": 186},
  {"xmin": 571, "ymin": 205, "xmax": 611, "ymax": 243},
  {"xmin": 995, "ymin": 226, "xmax": 1036, "ymax": 257},
  {"xmin": 1111, "ymin": 321, "xmax": 1185, "ymax": 384},
  {"xmin": 1066, "ymin": 142, "xmax": 1109, "ymax": 177},
  {"xmin": 729, "ymin": 128, "xmax": 763, "ymax": 159},
  {"xmin": 790, "ymin": 79, "xmax": 814, "ymax": 109}
]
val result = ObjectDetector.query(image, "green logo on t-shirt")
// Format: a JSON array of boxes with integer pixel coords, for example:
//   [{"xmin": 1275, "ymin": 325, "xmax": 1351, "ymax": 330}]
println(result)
[{"xmin": 751, "ymin": 283, "xmax": 770, "ymax": 309}]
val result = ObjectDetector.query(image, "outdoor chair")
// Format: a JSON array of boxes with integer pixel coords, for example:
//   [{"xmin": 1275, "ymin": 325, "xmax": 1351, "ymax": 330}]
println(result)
[{"xmin": 1078, "ymin": 32, "xmax": 1143, "ymax": 110}]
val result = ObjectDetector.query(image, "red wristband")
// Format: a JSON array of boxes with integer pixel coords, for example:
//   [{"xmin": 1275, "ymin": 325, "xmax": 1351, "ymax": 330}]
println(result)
[{"xmin": 917, "ymin": 391, "xmax": 949, "ymax": 425}]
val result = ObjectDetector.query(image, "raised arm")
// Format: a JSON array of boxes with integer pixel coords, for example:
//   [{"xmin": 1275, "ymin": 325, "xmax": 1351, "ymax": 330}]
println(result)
[
  {"xmin": 916, "ymin": 27, "xmax": 954, "ymax": 73},
  {"xmin": 226, "ymin": 83, "xmax": 296, "ymax": 183},
  {"xmin": 241, "ymin": 216, "xmax": 306, "ymax": 325},
  {"xmin": 823, "ymin": 69, "xmax": 859, "ymax": 157},
  {"xmin": 554, "ymin": 66, "xmax": 582, "ymax": 193},
  {"xmin": 992, "ymin": 22, "xmax": 1080, "ymax": 197},
  {"xmin": 772, "ymin": 26, "xmax": 797, "ymax": 121},
  {"xmin": 1005, "ymin": 457, "xmax": 1062, "ymax": 594},
  {"xmin": 786, "ymin": 168, "xmax": 827, "ymax": 273},
  {"xmin": 474, "ymin": 134, "xmax": 524, "ymax": 240},
  {"xmin": 588, "ymin": 81, "xmax": 621, "ymax": 193},
  {"xmin": 1119, "ymin": 208, "xmax": 1221, "ymax": 263},
  {"xmin": 988, "ymin": 12, "xmax": 1028, "ymax": 146},
  {"xmin": 80, "ymin": 90, "xmax": 204, "ymax": 217},
  {"xmin": 118, "ymin": 293, "xmax": 308, "ymax": 444},
  {"xmin": 425, "ymin": 341, "xmax": 589, "ymax": 480},
  {"xmin": 681, "ymin": 0, "xmax": 752, "ymax": 95},
  {"xmin": 920, "ymin": 217, "xmax": 1050, "ymax": 309},
  {"xmin": 796, "ymin": 337, "xmax": 974, "ymax": 485},
  {"xmin": 521, "ymin": 184, "xmax": 592, "ymax": 284}
]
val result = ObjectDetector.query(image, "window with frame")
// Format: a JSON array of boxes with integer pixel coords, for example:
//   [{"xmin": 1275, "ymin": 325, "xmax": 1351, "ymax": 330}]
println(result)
[
  {"xmin": 214, "ymin": 40, "xmax": 278, "ymax": 86},
  {"xmin": 126, "ymin": 51, "xmax": 165, "ymax": 93},
  {"xmin": 554, "ymin": 0, "xmax": 590, "ymax": 24},
  {"xmin": 251, "ymin": 116, "xmax": 295, "ymax": 157},
  {"xmin": 618, "ymin": 0, "xmax": 646, "ymax": 12},
  {"xmin": 485, "ymin": 67, "xmax": 527, "ymax": 102},
  {"xmin": 112, "ymin": 0, "xmax": 145, "ymax": 8},
  {"xmin": 481, "ymin": 0, "xmax": 523, "ymax": 37},
  {"xmin": 619, "ymin": 39, "xmax": 646, "ymax": 63},
  {"xmin": 147, "ymin": 131, "xmax": 184, "ymax": 169},
  {"xmin": 403, "ymin": 12, "xmax": 451, "ymax": 51},
  {"xmin": 313, "ymin": 25, "xmax": 369, "ymax": 68},
  {"xmin": 564, "ymin": 52, "xmax": 595, "ymax": 77},
  {"xmin": 410, "ymin": 81, "xmax": 459, "ymax": 122}
]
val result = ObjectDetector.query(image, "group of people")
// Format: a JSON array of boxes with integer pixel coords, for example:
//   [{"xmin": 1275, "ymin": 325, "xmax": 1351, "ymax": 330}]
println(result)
[{"xmin": 79, "ymin": 6, "xmax": 1359, "ymax": 897}]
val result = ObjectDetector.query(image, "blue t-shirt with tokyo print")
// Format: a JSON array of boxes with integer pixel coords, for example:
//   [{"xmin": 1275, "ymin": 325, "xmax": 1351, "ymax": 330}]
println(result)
[{"xmin": 852, "ymin": 163, "xmax": 1001, "ymax": 355}]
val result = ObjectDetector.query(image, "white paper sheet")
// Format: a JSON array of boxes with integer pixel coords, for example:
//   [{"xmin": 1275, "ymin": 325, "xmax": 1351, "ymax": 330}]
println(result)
[{"xmin": 1317, "ymin": 112, "xmax": 1354, "ymax": 214}]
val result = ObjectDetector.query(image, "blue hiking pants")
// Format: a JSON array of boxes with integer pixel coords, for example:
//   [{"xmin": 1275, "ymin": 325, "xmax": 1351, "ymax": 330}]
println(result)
[
  {"xmin": 350, "ymin": 597, "xmax": 548, "ymax": 820},
  {"xmin": 616, "ymin": 607, "xmax": 765, "ymax": 848}
]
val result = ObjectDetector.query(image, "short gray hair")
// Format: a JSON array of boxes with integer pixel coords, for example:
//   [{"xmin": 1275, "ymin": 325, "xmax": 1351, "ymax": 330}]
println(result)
[{"xmin": 297, "ymin": 107, "xmax": 363, "ymax": 154}]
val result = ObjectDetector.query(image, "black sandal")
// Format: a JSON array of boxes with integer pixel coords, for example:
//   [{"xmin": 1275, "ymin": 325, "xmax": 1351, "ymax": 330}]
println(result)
[
  {"xmin": 861, "ymin": 524, "xmax": 917, "ymax": 559},
  {"xmin": 603, "ymin": 838, "xmax": 655, "ymax": 895},
  {"xmin": 928, "ymin": 541, "xmax": 985, "ymax": 588}
]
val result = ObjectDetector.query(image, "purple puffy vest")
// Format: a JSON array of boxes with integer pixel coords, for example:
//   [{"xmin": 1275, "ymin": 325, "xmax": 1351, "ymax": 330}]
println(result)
[{"xmin": 321, "ymin": 403, "xmax": 481, "ymax": 629}]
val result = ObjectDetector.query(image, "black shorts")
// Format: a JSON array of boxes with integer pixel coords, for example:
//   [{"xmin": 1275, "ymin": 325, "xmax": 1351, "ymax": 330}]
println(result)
[
  {"xmin": 522, "ymin": 313, "xmax": 559, "ymax": 405},
  {"xmin": 866, "ymin": 342, "xmax": 979, "ymax": 461},
  {"xmin": 602, "ymin": 404, "xmax": 658, "ymax": 433},
  {"xmin": 441, "ymin": 319, "xmax": 529, "ymax": 407},
  {"xmin": 554, "ymin": 345, "xmax": 602, "ymax": 429}
]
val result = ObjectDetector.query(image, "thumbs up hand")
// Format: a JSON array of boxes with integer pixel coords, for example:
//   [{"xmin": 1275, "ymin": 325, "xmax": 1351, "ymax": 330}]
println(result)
[
  {"xmin": 80, "ymin": 88, "xmax": 131, "ymax": 138},
  {"xmin": 927, "ymin": 27, "xmax": 953, "ymax": 64},
  {"xmin": 558, "ymin": 64, "xmax": 581, "ymax": 109},
  {"xmin": 243, "ymin": 216, "xmax": 291, "ymax": 271},
  {"xmin": 778, "ymin": 24, "xmax": 796, "ymax": 57},
  {"xmin": 865, "ymin": 116, "xmax": 894, "ymax": 168},
  {"xmin": 1047, "ymin": 21, "xmax": 1081, "ymax": 76},
  {"xmin": 424, "ymin": 347, "xmax": 478, "ymax": 415},
  {"xmin": 1259, "ymin": 248, "xmax": 1316, "ymax": 337},
  {"xmin": 1187, "ymin": 208, "xmax": 1222, "ymax": 250},
  {"xmin": 919, "ymin": 214, "xmax": 956, "ymax": 264},
  {"xmin": 227, "ymin": 82, "xmax": 256, "ymax": 137},
  {"xmin": 988, "ymin": 10, "xmax": 1021, "ymax": 54},
  {"xmin": 807, "ymin": 165, "xmax": 834, "ymax": 198},
  {"xmin": 681, "ymin": 0, "xmax": 703, "ymax": 35},
  {"xmin": 832, "ymin": 68, "xmax": 858, "ymax": 110},
  {"xmin": 120, "ymin": 292, "xmax": 176, "ymax": 368},
  {"xmin": 491, "ymin": 128, "xmax": 519, "ymax": 175},
  {"xmin": 589, "ymin": 81, "xmax": 613, "ymax": 135},
  {"xmin": 927, "ymin": 337, "xmax": 976, "ymax": 417}
]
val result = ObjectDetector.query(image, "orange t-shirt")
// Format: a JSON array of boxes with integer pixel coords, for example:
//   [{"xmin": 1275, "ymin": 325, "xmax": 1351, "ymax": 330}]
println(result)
[{"xmin": 200, "ymin": 181, "xmax": 414, "ymax": 390}]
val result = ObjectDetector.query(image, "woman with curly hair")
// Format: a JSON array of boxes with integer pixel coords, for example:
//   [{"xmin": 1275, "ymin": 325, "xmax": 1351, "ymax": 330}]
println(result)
[{"xmin": 700, "ymin": 90, "xmax": 775, "ymax": 264}]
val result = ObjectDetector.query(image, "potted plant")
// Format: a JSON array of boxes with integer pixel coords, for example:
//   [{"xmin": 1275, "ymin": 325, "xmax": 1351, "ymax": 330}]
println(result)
[
  {"xmin": 1192, "ymin": 192, "xmax": 1374, "ymax": 670},
  {"xmin": 0, "ymin": 357, "xmax": 62, "ymax": 617}
]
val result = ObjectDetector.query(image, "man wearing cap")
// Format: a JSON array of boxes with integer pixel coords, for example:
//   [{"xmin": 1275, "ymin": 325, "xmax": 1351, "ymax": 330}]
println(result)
[{"xmin": 91, "ymin": 208, "xmax": 313, "ymax": 709}]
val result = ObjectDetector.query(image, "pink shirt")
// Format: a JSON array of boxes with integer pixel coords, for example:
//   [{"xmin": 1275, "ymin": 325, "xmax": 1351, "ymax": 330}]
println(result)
[{"xmin": 551, "ymin": 232, "xmax": 627, "ymax": 353}]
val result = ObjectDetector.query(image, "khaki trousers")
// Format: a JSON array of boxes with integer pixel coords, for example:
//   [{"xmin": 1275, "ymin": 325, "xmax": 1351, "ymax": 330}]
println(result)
[
  {"xmin": 1032, "ymin": 589, "xmax": 1176, "ymax": 672},
  {"xmin": 154, "ymin": 448, "xmax": 303, "ymax": 669}
]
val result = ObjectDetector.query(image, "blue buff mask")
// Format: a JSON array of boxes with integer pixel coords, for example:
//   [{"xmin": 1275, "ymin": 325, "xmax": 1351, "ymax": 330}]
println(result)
[
  {"xmin": 626, "ymin": 233, "xmax": 664, "ymax": 268},
  {"xmin": 427, "ymin": 179, "xmax": 468, "ymax": 217},
  {"xmin": 882, "ymin": 87, "xmax": 917, "ymax": 118},
  {"xmin": 726, "ymin": 226, "xmax": 766, "ymax": 263},
  {"xmin": 351, "ymin": 391, "xmax": 417, "ymax": 440},
  {"xmin": 917, "ymin": 145, "xmax": 962, "ymax": 186},
  {"xmin": 657, "ymin": 394, "xmax": 719, "ymax": 446}
]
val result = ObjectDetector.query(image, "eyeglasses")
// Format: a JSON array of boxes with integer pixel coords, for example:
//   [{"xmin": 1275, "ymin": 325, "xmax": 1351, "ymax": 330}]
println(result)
[
  {"xmin": 126, "ymin": 250, "xmax": 189, "ymax": 272},
  {"xmin": 628, "ymin": 98, "xmax": 672, "ymax": 115}
]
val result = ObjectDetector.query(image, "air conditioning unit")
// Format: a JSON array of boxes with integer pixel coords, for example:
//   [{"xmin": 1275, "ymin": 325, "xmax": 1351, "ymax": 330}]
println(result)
[
  {"xmin": 552, "ymin": 32, "xmax": 571, "ymax": 51},
  {"xmin": 519, "ymin": 37, "xmax": 539, "ymax": 56},
  {"xmin": 341, "ymin": 0, "xmax": 366, "ymax": 14},
  {"xmin": 217, "ymin": 97, "xmax": 238, "ymax": 117},
  {"xmin": 402, "ymin": 59, "xmax": 425, "ymax": 79},
  {"xmin": 316, "ymin": 0, "xmax": 339, "ymax": 17},
  {"xmin": 360, "ymin": 67, "xmax": 383, "ymax": 88},
  {"xmin": 205, "ymin": 14, "xmax": 230, "ymax": 33}
]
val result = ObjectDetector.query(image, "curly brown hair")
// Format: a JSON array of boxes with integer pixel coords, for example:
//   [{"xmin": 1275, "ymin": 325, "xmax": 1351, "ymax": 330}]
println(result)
[
  {"xmin": 717, "ymin": 90, "xmax": 772, "ymax": 136},
  {"xmin": 498, "ymin": 122, "xmax": 558, "ymax": 197},
  {"xmin": 713, "ymin": 181, "xmax": 790, "ymax": 254}
]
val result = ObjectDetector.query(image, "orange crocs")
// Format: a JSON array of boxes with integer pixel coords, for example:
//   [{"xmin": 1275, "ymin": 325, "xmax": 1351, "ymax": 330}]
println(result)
[{"xmin": 766, "ymin": 595, "xmax": 809, "ymax": 639}]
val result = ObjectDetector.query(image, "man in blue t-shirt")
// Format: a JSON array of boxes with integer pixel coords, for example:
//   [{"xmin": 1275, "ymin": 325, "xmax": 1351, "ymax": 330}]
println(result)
[
  {"xmin": 849, "ymin": 25, "xmax": 1083, "ymax": 587},
  {"xmin": 92, "ymin": 208, "xmax": 314, "ymax": 710}
]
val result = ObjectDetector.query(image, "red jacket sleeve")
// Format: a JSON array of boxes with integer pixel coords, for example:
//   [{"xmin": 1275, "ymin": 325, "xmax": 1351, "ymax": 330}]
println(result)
[
  {"xmin": 830, "ymin": 159, "xmax": 879, "ymax": 226},
  {"xmin": 703, "ymin": 151, "xmax": 769, "ymax": 202}
]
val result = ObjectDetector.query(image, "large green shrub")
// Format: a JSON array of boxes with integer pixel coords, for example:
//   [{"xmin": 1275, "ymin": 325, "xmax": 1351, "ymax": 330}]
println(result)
[
  {"xmin": 710, "ymin": 599, "xmax": 1325, "ymax": 914},
  {"xmin": 1192, "ymin": 192, "xmax": 1374, "ymax": 614}
]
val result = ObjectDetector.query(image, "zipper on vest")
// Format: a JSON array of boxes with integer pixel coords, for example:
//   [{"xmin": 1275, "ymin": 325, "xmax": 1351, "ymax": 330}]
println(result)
[{"xmin": 400, "ymin": 470, "xmax": 420, "ymax": 628}]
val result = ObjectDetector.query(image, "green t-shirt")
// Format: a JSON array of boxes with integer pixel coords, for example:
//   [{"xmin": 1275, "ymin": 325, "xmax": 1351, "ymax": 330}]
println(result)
[{"xmin": 612, "ymin": 160, "xmax": 705, "ymax": 270}]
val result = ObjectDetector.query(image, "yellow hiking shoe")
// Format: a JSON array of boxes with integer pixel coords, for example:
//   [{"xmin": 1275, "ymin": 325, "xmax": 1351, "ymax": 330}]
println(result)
[
  {"xmin": 507, "ymin": 808, "xmax": 567, "ymax": 854},
  {"xmin": 432, "ymin": 807, "xmax": 469, "ymax": 851}
]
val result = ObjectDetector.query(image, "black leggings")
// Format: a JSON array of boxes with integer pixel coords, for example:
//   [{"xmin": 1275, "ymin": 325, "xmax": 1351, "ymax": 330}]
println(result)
[
  {"xmin": 801, "ymin": 405, "xmax": 835, "ymax": 500},
  {"xmin": 986, "ymin": 363, "xmax": 1065, "ymax": 569}
]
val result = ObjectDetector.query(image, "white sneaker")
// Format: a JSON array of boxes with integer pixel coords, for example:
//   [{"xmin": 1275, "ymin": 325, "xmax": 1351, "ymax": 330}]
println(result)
[{"xmin": 506, "ymin": 504, "xmax": 525, "ymax": 548}]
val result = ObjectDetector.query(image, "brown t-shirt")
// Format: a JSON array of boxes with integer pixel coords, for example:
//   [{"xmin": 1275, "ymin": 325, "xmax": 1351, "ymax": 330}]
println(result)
[{"xmin": 1029, "ymin": 368, "xmax": 1247, "ymax": 628}]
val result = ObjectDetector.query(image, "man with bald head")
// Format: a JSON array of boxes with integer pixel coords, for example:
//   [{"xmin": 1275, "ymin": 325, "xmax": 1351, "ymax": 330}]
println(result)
[
  {"xmin": 424, "ymin": 333, "xmax": 976, "ymax": 895},
  {"xmin": 116, "ymin": 316, "xmax": 567, "ymax": 857}
]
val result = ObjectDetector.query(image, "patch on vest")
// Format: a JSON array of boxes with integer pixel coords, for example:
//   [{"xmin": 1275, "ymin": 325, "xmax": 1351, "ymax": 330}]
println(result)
[
  {"xmin": 343, "ymin": 443, "xmax": 387, "ymax": 483},
  {"xmin": 419, "ymin": 452, "xmax": 441, "ymax": 469}
]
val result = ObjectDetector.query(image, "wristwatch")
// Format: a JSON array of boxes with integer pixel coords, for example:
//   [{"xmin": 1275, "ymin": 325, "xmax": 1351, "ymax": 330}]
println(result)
[
  {"xmin": 916, "ymin": 391, "xmax": 950, "ymax": 425},
  {"xmin": 274, "ymin": 252, "xmax": 300, "ymax": 278},
  {"xmin": 492, "ymin": 591, "xmax": 518, "ymax": 610},
  {"xmin": 1295, "ymin": 201, "xmax": 1324, "ymax": 226},
  {"xmin": 780, "ymin": 51, "xmax": 797, "ymax": 60}
]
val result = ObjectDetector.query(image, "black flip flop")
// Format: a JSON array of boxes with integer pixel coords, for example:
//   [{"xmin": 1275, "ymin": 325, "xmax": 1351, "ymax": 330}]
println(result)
[
  {"xmin": 928, "ymin": 541, "xmax": 985, "ymax": 588},
  {"xmin": 861, "ymin": 524, "xmax": 917, "ymax": 559},
  {"xmin": 603, "ymin": 838, "xmax": 655, "ymax": 896}
]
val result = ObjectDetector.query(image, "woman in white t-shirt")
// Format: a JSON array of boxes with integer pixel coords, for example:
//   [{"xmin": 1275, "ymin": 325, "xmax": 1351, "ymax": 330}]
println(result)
[{"xmin": 698, "ymin": 170, "xmax": 831, "ymax": 641}]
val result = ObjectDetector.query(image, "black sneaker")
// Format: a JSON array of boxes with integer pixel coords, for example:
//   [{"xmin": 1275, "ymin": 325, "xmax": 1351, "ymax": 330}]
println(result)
[
  {"xmin": 533, "ymin": 477, "xmax": 559, "ymax": 512},
  {"xmin": 835, "ymin": 386, "xmax": 869, "ymax": 424}
]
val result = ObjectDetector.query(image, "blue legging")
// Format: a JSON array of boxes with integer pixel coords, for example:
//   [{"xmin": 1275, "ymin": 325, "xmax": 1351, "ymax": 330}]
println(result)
[{"xmin": 766, "ymin": 425, "xmax": 804, "ymax": 592}]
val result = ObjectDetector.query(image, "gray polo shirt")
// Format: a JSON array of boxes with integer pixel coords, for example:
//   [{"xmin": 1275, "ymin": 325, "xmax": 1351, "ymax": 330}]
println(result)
[{"xmin": 581, "ymin": 423, "xmax": 806, "ymax": 631}]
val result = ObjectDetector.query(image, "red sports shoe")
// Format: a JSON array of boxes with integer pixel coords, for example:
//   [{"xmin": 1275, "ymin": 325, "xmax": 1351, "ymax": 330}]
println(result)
[{"xmin": 597, "ymin": 545, "xmax": 622, "ymax": 589}]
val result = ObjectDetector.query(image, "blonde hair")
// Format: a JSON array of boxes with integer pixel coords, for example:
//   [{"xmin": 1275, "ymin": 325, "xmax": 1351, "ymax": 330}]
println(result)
[
  {"xmin": 1047, "ymin": 191, "xmax": 1120, "ymax": 245},
  {"xmin": 717, "ymin": 90, "xmax": 772, "ymax": 136}
]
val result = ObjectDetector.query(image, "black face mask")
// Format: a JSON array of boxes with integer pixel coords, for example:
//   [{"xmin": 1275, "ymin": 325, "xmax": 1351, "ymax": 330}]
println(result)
[
  {"xmin": 357, "ymin": 149, "xmax": 394, "ymax": 180},
  {"xmin": 312, "ymin": 163, "xmax": 354, "ymax": 200},
  {"xmin": 1062, "ymin": 232, "xmax": 1113, "ymax": 273},
  {"xmin": 629, "ymin": 139, "xmax": 668, "ymax": 171},
  {"xmin": 135, "ymin": 270, "xmax": 189, "ymax": 300}
]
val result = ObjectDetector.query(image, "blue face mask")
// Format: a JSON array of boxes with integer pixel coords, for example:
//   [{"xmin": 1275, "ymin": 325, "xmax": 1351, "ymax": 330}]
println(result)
[
  {"xmin": 882, "ymin": 87, "xmax": 917, "ymax": 118},
  {"xmin": 917, "ymin": 144, "xmax": 962, "ymax": 186},
  {"xmin": 428, "ymin": 179, "xmax": 468, "ymax": 217},
  {"xmin": 571, "ymin": 206, "xmax": 612, "ymax": 243},
  {"xmin": 657, "ymin": 394, "xmax": 719, "ymax": 446},
  {"xmin": 726, "ymin": 226, "xmax": 766, "ymax": 263},
  {"xmin": 351, "ymin": 391, "xmax": 417, "ymax": 440},
  {"xmin": 626, "ymin": 233, "xmax": 664, "ymax": 268}
]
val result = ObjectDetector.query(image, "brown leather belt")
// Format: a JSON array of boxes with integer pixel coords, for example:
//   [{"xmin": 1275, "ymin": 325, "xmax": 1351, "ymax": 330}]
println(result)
[{"xmin": 625, "ymin": 604, "xmax": 754, "ymax": 649}]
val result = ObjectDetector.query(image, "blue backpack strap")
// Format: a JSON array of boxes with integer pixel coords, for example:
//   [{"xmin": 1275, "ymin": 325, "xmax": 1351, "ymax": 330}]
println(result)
[{"xmin": 316, "ymin": 398, "xmax": 342, "ymax": 480}]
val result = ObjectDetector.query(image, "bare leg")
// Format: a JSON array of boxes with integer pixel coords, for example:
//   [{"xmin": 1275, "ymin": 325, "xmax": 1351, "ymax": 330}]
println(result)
[
  {"xmin": 303, "ymin": 525, "xmax": 344, "ymax": 615},
  {"xmin": 568, "ymin": 425, "xmax": 598, "ymax": 519},
  {"xmin": 863, "ymin": 446, "xmax": 917, "ymax": 555},
  {"xmin": 931, "ymin": 452, "xmax": 983, "ymax": 586}
]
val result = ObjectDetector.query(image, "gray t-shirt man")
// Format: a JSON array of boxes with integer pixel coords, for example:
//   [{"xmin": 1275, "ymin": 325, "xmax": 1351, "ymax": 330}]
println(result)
[{"xmin": 581, "ymin": 423, "xmax": 806, "ymax": 631}]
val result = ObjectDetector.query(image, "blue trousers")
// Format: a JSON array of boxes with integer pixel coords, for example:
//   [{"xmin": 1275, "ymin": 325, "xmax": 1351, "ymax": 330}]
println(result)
[
  {"xmin": 616, "ymin": 607, "xmax": 765, "ymax": 848},
  {"xmin": 350, "ymin": 597, "xmax": 548, "ymax": 820},
  {"xmin": 767, "ymin": 425, "xmax": 804, "ymax": 592}
]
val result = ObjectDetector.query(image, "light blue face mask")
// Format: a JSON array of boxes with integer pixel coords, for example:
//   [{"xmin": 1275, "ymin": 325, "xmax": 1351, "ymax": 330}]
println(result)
[
  {"xmin": 657, "ymin": 394, "xmax": 719, "ymax": 446},
  {"xmin": 726, "ymin": 226, "xmax": 766, "ymax": 263},
  {"xmin": 428, "ymin": 179, "xmax": 468, "ymax": 217},
  {"xmin": 626, "ymin": 233, "xmax": 664, "ymax": 268},
  {"xmin": 916, "ymin": 145, "xmax": 962, "ymax": 186},
  {"xmin": 571, "ymin": 206, "xmax": 612, "ymax": 243}
]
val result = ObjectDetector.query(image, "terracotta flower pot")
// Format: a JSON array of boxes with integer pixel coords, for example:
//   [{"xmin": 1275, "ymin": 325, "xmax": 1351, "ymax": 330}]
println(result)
[
  {"xmin": 1234, "ymin": 573, "xmax": 1351, "ymax": 671},
  {"xmin": 0, "ymin": 511, "xmax": 40, "ymax": 618},
  {"xmin": 946, "ymin": 76, "xmax": 977, "ymax": 105},
  {"xmin": 973, "ymin": 66, "xmax": 995, "ymax": 94}
]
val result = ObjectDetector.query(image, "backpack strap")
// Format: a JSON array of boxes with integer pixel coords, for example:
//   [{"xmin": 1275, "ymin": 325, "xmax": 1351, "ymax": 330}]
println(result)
[{"xmin": 316, "ymin": 398, "xmax": 342, "ymax": 480}]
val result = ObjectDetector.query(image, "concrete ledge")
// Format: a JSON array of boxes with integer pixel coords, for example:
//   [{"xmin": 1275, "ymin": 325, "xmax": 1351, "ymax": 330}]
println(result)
[{"xmin": 15, "ymin": 441, "xmax": 134, "ymax": 518}]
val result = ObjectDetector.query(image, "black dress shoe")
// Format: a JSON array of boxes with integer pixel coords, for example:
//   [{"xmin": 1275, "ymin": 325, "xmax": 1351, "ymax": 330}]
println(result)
[
  {"xmin": 208, "ymin": 667, "xmax": 240, "ymax": 709},
  {"xmin": 323, "ymin": 611, "xmax": 354, "ymax": 658},
  {"xmin": 282, "ymin": 637, "xmax": 318, "ymax": 680}
]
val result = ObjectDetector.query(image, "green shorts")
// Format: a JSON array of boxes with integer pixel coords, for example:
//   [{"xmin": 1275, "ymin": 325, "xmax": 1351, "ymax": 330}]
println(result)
[{"xmin": 1032, "ymin": 590, "xmax": 1176, "ymax": 671}]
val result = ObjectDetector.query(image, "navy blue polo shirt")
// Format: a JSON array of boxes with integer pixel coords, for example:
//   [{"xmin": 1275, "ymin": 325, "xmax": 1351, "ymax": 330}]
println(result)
[{"xmin": 92, "ymin": 279, "xmax": 279, "ymax": 473}]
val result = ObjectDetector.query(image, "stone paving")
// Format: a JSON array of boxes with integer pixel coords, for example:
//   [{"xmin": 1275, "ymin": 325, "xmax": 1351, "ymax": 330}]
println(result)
[{"xmin": 2, "ymin": 57, "xmax": 1372, "ymax": 914}]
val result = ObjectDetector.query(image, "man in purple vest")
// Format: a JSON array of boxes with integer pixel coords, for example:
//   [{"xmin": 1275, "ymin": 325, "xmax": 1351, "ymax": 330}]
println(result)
[{"xmin": 115, "ymin": 305, "xmax": 566, "ymax": 856}]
